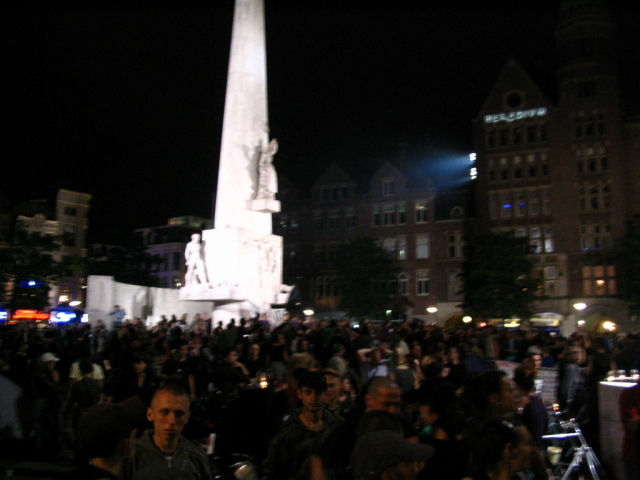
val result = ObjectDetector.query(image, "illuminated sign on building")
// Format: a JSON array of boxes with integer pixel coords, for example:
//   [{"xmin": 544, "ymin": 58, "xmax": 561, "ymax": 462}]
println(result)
[
  {"xmin": 484, "ymin": 107, "xmax": 547, "ymax": 124},
  {"xmin": 51, "ymin": 311, "xmax": 77, "ymax": 323},
  {"xmin": 12, "ymin": 309, "xmax": 50, "ymax": 321},
  {"xmin": 469, "ymin": 152, "xmax": 477, "ymax": 180}
]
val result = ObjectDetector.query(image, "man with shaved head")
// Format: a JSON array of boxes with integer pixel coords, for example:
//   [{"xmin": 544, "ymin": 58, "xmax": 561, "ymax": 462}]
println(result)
[
  {"xmin": 311, "ymin": 377, "xmax": 413, "ymax": 480},
  {"xmin": 125, "ymin": 384, "xmax": 211, "ymax": 480}
]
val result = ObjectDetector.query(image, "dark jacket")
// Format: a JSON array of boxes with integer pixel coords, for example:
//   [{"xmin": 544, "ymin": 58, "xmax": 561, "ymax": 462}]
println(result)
[
  {"xmin": 125, "ymin": 429, "xmax": 211, "ymax": 480},
  {"xmin": 263, "ymin": 408, "xmax": 343, "ymax": 480}
]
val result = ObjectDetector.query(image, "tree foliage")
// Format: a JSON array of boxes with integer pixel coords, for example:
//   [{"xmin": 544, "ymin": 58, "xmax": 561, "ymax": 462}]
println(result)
[
  {"xmin": 85, "ymin": 246, "xmax": 162, "ymax": 287},
  {"xmin": 460, "ymin": 232, "xmax": 539, "ymax": 320},
  {"xmin": 615, "ymin": 218, "xmax": 640, "ymax": 315},
  {"xmin": 334, "ymin": 237, "xmax": 407, "ymax": 318},
  {"xmin": 0, "ymin": 226, "xmax": 69, "ymax": 310}
]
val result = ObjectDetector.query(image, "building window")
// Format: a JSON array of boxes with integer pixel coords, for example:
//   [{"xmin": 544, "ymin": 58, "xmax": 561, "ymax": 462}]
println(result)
[
  {"xmin": 383, "ymin": 238, "xmax": 396, "ymax": 257},
  {"xmin": 397, "ymin": 236, "xmax": 407, "ymax": 260},
  {"xmin": 579, "ymin": 224, "xmax": 612, "ymax": 250},
  {"xmin": 544, "ymin": 266, "xmax": 557, "ymax": 279},
  {"xmin": 398, "ymin": 274, "xmax": 408, "ymax": 295},
  {"xmin": 499, "ymin": 129, "xmax": 509, "ymax": 146},
  {"xmin": 487, "ymin": 130, "xmax": 496, "ymax": 148},
  {"xmin": 582, "ymin": 265, "xmax": 616, "ymax": 296},
  {"xmin": 63, "ymin": 226, "xmax": 76, "ymax": 247},
  {"xmin": 313, "ymin": 211, "xmax": 324, "ymax": 230},
  {"xmin": 397, "ymin": 204, "xmax": 406, "ymax": 224},
  {"xmin": 372, "ymin": 206, "xmax": 381, "ymax": 227},
  {"xmin": 383, "ymin": 179, "xmax": 394, "ymax": 196},
  {"xmin": 313, "ymin": 244, "xmax": 324, "ymax": 265},
  {"xmin": 382, "ymin": 205, "xmax": 397, "ymax": 226},
  {"xmin": 501, "ymin": 203, "xmax": 511, "ymax": 218},
  {"xmin": 328, "ymin": 210, "xmax": 340, "ymax": 230},
  {"xmin": 327, "ymin": 244, "xmax": 338, "ymax": 265},
  {"xmin": 345, "ymin": 207, "xmax": 356, "ymax": 229},
  {"xmin": 416, "ymin": 235, "xmax": 430, "ymax": 259},
  {"xmin": 448, "ymin": 233, "xmax": 465, "ymax": 258},
  {"xmin": 530, "ymin": 239, "xmax": 542, "ymax": 254},
  {"xmin": 490, "ymin": 200, "xmax": 498, "ymax": 219},
  {"xmin": 516, "ymin": 193, "xmax": 525, "ymax": 217},
  {"xmin": 415, "ymin": 201, "xmax": 429, "ymax": 223},
  {"xmin": 545, "ymin": 281, "xmax": 557, "ymax": 296},
  {"xmin": 416, "ymin": 271, "xmax": 430, "ymax": 296}
]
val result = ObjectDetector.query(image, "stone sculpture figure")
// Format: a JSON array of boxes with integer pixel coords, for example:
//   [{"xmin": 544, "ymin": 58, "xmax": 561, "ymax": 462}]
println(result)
[
  {"xmin": 184, "ymin": 234, "xmax": 209, "ymax": 286},
  {"xmin": 256, "ymin": 138, "xmax": 278, "ymax": 199}
]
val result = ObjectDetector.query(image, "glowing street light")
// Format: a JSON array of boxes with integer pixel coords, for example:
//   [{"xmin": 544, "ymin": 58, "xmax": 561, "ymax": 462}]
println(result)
[
  {"xmin": 303, "ymin": 309, "xmax": 314, "ymax": 316},
  {"xmin": 573, "ymin": 302, "xmax": 587, "ymax": 311},
  {"xmin": 426, "ymin": 307, "xmax": 438, "ymax": 314},
  {"xmin": 462, "ymin": 316, "xmax": 472, "ymax": 323}
]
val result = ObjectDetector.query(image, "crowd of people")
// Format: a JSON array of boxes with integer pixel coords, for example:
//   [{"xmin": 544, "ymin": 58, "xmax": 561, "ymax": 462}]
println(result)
[{"xmin": 0, "ymin": 312, "xmax": 639, "ymax": 480}]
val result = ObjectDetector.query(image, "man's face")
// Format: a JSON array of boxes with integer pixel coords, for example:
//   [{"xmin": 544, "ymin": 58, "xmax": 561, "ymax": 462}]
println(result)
[
  {"xmin": 298, "ymin": 386, "xmax": 324, "ymax": 414},
  {"xmin": 248, "ymin": 345, "xmax": 260, "ymax": 360},
  {"xmin": 531, "ymin": 354, "xmax": 542, "ymax": 370},
  {"xmin": 323, "ymin": 374, "xmax": 342, "ymax": 404},
  {"xmin": 366, "ymin": 385, "xmax": 402, "ymax": 414},
  {"xmin": 497, "ymin": 376, "xmax": 519, "ymax": 414},
  {"xmin": 147, "ymin": 391, "xmax": 190, "ymax": 443}
]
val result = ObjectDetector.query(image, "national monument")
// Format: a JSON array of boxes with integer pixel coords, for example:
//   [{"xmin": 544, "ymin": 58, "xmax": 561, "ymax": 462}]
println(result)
[{"xmin": 180, "ymin": 0, "xmax": 289, "ymax": 324}]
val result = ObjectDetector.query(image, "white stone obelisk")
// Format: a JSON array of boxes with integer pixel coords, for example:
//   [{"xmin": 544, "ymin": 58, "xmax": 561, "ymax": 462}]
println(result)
[{"xmin": 180, "ymin": 0, "xmax": 285, "ymax": 324}]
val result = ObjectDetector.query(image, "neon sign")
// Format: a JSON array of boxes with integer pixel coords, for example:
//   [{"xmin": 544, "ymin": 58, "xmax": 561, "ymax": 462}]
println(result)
[
  {"xmin": 52, "ymin": 311, "xmax": 76, "ymax": 323},
  {"xmin": 484, "ymin": 107, "xmax": 547, "ymax": 124},
  {"xmin": 13, "ymin": 309, "xmax": 50, "ymax": 321}
]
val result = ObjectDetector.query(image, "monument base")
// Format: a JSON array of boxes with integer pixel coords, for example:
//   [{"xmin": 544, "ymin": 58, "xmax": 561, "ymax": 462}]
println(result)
[
  {"xmin": 251, "ymin": 198, "xmax": 280, "ymax": 213},
  {"xmin": 179, "ymin": 284, "xmax": 244, "ymax": 303}
]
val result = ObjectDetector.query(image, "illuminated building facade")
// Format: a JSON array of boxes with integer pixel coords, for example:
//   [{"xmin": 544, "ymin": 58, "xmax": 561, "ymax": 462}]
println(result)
[
  {"xmin": 3, "ymin": 189, "xmax": 91, "ymax": 309},
  {"xmin": 279, "ymin": 161, "xmax": 470, "ymax": 322},
  {"xmin": 472, "ymin": 0, "xmax": 640, "ymax": 331}
]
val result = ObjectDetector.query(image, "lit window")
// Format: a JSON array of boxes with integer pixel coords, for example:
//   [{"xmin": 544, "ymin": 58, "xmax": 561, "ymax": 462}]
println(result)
[
  {"xmin": 397, "ymin": 237, "xmax": 407, "ymax": 260},
  {"xmin": 416, "ymin": 235, "xmax": 430, "ymax": 259},
  {"xmin": 415, "ymin": 201, "xmax": 429, "ymax": 223}
]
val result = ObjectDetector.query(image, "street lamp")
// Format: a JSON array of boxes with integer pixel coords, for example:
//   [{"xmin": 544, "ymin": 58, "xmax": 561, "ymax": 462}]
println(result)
[
  {"xmin": 426, "ymin": 307, "xmax": 438, "ymax": 325},
  {"xmin": 573, "ymin": 302, "xmax": 587, "ymax": 311},
  {"xmin": 462, "ymin": 316, "xmax": 472, "ymax": 324}
]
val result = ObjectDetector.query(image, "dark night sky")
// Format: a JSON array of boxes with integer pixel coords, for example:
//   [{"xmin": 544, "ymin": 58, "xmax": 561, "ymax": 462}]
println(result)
[{"xmin": 5, "ymin": 1, "xmax": 640, "ymax": 245}]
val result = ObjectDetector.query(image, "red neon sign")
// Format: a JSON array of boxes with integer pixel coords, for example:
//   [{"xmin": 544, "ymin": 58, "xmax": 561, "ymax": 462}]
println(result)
[{"xmin": 13, "ymin": 309, "xmax": 50, "ymax": 320}]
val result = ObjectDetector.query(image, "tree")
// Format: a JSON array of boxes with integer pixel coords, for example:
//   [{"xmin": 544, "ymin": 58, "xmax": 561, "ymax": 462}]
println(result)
[
  {"xmin": 615, "ymin": 218, "xmax": 640, "ymax": 315},
  {"xmin": 334, "ymin": 237, "xmax": 407, "ymax": 319},
  {"xmin": 85, "ymin": 246, "xmax": 162, "ymax": 287},
  {"xmin": 460, "ymin": 232, "xmax": 539, "ymax": 320},
  {"xmin": 0, "ymin": 226, "xmax": 69, "ymax": 310}
]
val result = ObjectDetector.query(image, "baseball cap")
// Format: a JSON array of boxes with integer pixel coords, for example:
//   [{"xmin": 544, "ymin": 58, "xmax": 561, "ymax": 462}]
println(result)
[
  {"xmin": 350, "ymin": 430, "xmax": 433, "ymax": 480},
  {"xmin": 41, "ymin": 352, "xmax": 60, "ymax": 362}
]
